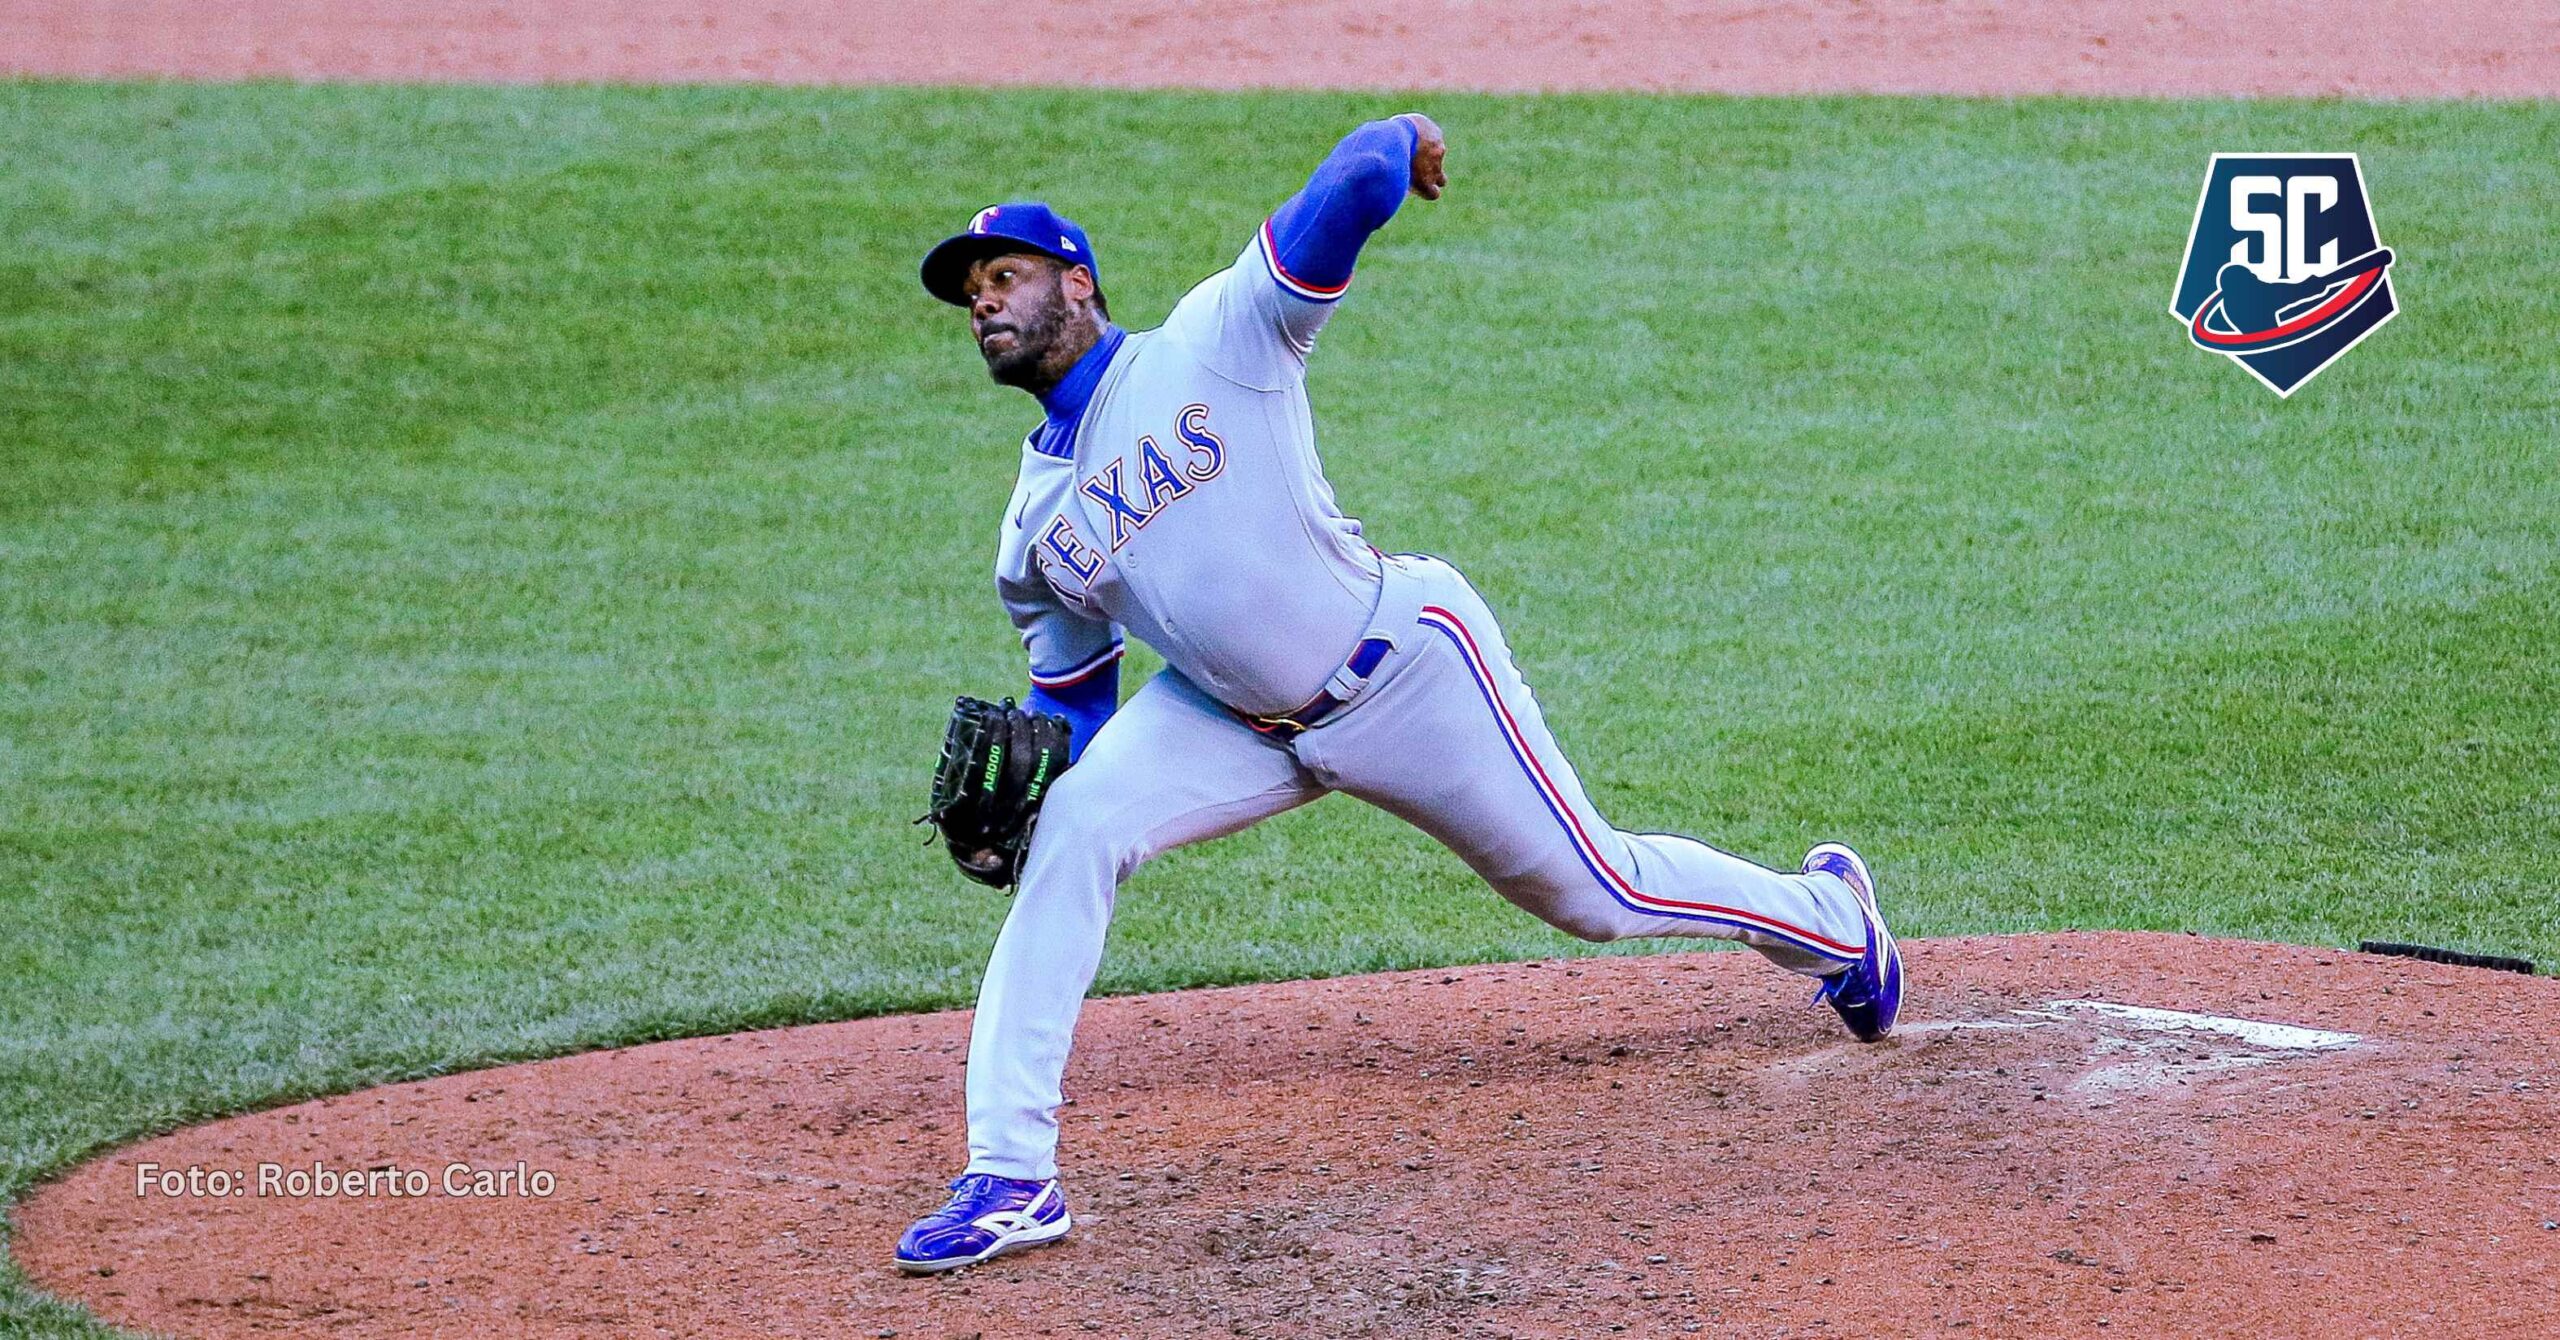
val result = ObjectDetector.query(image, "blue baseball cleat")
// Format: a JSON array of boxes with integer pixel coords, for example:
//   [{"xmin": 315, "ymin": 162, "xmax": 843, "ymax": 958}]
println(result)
[
  {"xmin": 893, "ymin": 1173, "xmax": 1072, "ymax": 1274},
  {"xmin": 1804, "ymin": 842, "xmax": 1901, "ymax": 1042}
]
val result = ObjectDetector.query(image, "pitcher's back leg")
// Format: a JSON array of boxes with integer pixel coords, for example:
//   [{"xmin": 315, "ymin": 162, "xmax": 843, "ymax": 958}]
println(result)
[{"xmin": 1301, "ymin": 564, "xmax": 1873, "ymax": 977}]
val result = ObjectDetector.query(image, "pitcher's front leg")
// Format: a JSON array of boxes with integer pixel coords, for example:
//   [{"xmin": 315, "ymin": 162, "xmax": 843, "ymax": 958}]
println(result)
[{"xmin": 960, "ymin": 669, "xmax": 1321, "ymax": 1182}]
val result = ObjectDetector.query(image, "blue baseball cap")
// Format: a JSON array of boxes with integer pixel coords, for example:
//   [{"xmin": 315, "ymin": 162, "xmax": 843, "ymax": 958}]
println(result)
[{"xmin": 920, "ymin": 202, "xmax": 1101, "ymax": 307}]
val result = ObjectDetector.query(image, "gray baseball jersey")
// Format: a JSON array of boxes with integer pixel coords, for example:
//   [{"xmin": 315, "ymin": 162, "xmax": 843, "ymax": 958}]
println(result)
[{"xmin": 997, "ymin": 238, "xmax": 1381, "ymax": 717}]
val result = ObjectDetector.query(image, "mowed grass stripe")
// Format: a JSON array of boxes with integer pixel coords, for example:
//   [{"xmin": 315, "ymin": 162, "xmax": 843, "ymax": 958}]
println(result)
[{"xmin": 1, "ymin": 84, "xmax": 2555, "ymax": 1338}]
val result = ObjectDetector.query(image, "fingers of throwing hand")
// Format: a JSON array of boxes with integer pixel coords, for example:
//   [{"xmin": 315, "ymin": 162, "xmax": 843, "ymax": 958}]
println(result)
[{"xmin": 1399, "ymin": 112, "xmax": 1447, "ymax": 199}]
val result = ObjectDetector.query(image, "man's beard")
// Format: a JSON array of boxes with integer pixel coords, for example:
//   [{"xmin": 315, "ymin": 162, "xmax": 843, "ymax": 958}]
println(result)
[{"xmin": 981, "ymin": 292, "xmax": 1067, "ymax": 389}]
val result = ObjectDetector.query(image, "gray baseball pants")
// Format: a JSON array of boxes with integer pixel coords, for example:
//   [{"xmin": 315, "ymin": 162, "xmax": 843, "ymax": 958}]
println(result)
[{"xmin": 963, "ymin": 554, "xmax": 1873, "ymax": 1180}]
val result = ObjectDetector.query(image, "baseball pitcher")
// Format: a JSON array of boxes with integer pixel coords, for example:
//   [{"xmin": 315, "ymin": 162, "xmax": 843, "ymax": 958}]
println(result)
[{"xmin": 899, "ymin": 112, "xmax": 1902, "ymax": 1273}]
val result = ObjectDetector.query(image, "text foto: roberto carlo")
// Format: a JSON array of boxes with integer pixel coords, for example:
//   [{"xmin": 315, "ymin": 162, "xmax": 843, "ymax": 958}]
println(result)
[{"xmin": 135, "ymin": 1160, "xmax": 557, "ymax": 1199}]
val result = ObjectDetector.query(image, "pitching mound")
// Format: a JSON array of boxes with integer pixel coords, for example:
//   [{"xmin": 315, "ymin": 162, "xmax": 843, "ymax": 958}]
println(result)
[{"xmin": 16, "ymin": 933, "xmax": 2560, "ymax": 1337}]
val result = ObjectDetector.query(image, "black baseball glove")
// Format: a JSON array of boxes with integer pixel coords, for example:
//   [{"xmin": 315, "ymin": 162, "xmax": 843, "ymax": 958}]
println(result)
[{"xmin": 920, "ymin": 696, "xmax": 1075, "ymax": 889}]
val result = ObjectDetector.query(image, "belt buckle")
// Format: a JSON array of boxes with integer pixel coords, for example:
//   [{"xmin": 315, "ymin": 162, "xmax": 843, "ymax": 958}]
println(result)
[
  {"xmin": 1246, "ymin": 710, "xmax": 1307, "ymax": 739},
  {"xmin": 1248, "ymin": 637, "xmax": 1392, "ymax": 740}
]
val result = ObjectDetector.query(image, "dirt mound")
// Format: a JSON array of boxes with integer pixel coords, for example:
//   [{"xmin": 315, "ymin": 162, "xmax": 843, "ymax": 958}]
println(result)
[
  {"xmin": 5, "ymin": 1, "xmax": 2558, "ymax": 98},
  {"xmin": 17, "ymin": 933, "xmax": 2560, "ymax": 1338}
]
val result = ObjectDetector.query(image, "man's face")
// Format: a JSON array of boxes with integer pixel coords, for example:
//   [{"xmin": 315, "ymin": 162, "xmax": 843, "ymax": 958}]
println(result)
[{"xmin": 964, "ymin": 253, "xmax": 1077, "ymax": 388}]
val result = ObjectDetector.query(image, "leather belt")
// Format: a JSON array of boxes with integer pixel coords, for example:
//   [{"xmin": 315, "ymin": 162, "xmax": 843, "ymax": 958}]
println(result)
[{"xmin": 1242, "ymin": 636, "xmax": 1394, "ymax": 739}]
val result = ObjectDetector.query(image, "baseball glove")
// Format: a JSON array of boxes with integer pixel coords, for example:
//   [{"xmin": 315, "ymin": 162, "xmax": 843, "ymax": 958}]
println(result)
[{"xmin": 920, "ymin": 696, "xmax": 1074, "ymax": 889}]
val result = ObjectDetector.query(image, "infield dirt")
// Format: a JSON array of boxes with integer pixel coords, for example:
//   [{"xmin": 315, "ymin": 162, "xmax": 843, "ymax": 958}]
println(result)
[
  {"xmin": 18, "ymin": 934, "xmax": 2560, "ymax": 1338},
  {"xmin": 6, "ymin": 0, "xmax": 2559, "ymax": 98}
]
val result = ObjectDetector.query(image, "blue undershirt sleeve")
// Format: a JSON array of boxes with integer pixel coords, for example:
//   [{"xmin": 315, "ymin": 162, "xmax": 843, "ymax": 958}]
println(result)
[
  {"xmin": 1027, "ymin": 665, "xmax": 1118, "ymax": 762},
  {"xmin": 1160, "ymin": 115, "xmax": 1422, "ymax": 389},
  {"xmin": 1261, "ymin": 116, "xmax": 1421, "ymax": 299}
]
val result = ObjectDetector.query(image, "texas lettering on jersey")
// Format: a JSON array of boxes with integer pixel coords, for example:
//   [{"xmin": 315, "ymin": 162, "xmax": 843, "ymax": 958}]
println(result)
[{"xmin": 1032, "ymin": 403, "xmax": 1227, "ymax": 599}]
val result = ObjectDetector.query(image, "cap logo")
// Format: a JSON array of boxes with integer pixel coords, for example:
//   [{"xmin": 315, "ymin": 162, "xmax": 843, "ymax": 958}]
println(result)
[
  {"xmin": 969, "ymin": 206, "xmax": 999, "ymax": 235},
  {"xmin": 1059, "ymin": 236, "xmax": 1077, "ymax": 252}
]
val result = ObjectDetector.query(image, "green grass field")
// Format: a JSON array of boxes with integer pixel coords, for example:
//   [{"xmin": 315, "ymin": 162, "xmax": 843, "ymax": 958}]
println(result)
[{"xmin": 2, "ymin": 81, "xmax": 2555, "ymax": 1336}]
